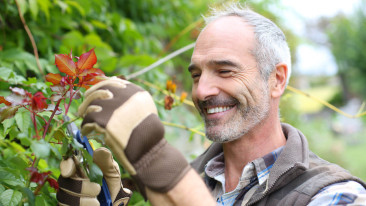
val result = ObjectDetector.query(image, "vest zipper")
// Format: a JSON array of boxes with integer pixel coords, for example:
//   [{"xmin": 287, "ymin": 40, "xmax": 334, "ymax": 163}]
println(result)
[{"xmin": 246, "ymin": 166, "xmax": 295, "ymax": 206}]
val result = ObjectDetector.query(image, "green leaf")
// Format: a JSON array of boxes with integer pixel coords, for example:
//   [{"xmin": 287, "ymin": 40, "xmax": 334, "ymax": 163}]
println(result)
[
  {"xmin": 0, "ymin": 169, "xmax": 22, "ymax": 187},
  {"xmin": 23, "ymin": 77, "xmax": 38, "ymax": 85},
  {"xmin": 37, "ymin": 0, "xmax": 51, "ymax": 21},
  {"xmin": 17, "ymin": 0, "xmax": 28, "ymax": 17},
  {"xmin": 8, "ymin": 156, "xmax": 28, "ymax": 173},
  {"xmin": 53, "ymin": 128, "xmax": 67, "ymax": 142},
  {"xmin": 90, "ymin": 20, "xmax": 108, "ymax": 30},
  {"xmin": 61, "ymin": 31, "xmax": 84, "ymax": 49},
  {"xmin": 0, "ymin": 67, "xmax": 26, "ymax": 84},
  {"xmin": 18, "ymin": 132, "xmax": 31, "ymax": 146},
  {"xmin": 8, "ymin": 127, "xmax": 19, "ymax": 141},
  {"xmin": 14, "ymin": 109, "xmax": 31, "ymax": 133},
  {"xmin": 0, "ymin": 67, "xmax": 13, "ymax": 80},
  {"xmin": 8, "ymin": 141, "xmax": 26, "ymax": 153},
  {"xmin": 30, "ymin": 139, "xmax": 51, "ymax": 158},
  {"xmin": 60, "ymin": 137, "xmax": 70, "ymax": 156},
  {"xmin": 2, "ymin": 118, "xmax": 15, "ymax": 133},
  {"xmin": 119, "ymin": 54, "xmax": 156, "ymax": 67},
  {"xmin": 35, "ymin": 195, "xmax": 46, "ymax": 206},
  {"xmin": 0, "ymin": 49, "xmax": 34, "ymax": 63},
  {"xmin": 0, "ymin": 184, "xmax": 5, "ymax": 193},
  {"xmin": 0, "ymin": 189, "xmax": 22, "ymax": 206},
  {"xmin": 20, "ymin": 187, "xmax": 35, "ymax": 206},
  {"xmin": 65, "ymin": 0, "xmax": 85, "ymax": 17},
  {"xmin": 100, "ymin": 57, "xmax": 117, "ymax": 73},
  {"xmin": 29, "ymin": 0, "xmax": 39, "ymax": 20},
  {"xmin": 89, "ymin": 162, "xmax": 103, "ymax": 185},
  {"xmin": 0, "ymin": 126, "xmax": 4, "ymax": 139},
  {"xmin": 81, "ymin": 149, "xmax": 102, "ymax": 185}
]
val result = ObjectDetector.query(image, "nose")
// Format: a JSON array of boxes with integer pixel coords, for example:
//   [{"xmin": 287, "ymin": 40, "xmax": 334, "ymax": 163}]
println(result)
[{"xmin": 193, "ymin": 73, "xmax": 220, "ymax": 101}]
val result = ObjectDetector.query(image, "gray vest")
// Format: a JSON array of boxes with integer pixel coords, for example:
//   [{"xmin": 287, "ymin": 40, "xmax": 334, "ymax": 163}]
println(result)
[{"xmin": 191, "ymin": 123, "xmax": 366, "ymax": 206}]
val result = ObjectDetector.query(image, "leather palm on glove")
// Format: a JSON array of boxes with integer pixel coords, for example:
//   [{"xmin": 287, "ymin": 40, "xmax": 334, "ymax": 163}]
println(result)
[
  {"xmin": 78, "ymin": 78, "xmax": 190, "ymax": 196},
  {"xmin": 57, "ymin": 147, "xmax": 131, "ymax": 206}
]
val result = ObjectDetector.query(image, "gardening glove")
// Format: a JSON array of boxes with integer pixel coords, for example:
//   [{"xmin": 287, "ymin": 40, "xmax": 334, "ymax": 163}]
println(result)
[
  {"xmin": 78, "ymin": 77, "xmax": 190, "ymax": 197},
  {"xmin": 57, "ymin": 147, "xmax": 132, "ymax": 206}
]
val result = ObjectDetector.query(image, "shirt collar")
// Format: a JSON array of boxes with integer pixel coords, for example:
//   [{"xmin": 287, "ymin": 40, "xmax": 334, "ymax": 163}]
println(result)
[{"xmin": 205, "ymin": 146, "xmax": 284, "ymax": 188}]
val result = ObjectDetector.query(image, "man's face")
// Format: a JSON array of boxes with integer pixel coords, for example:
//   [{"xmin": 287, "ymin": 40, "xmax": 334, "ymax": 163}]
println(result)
[{"xmin": 189, "ymin": 16, "xmax": 271, "ymax": 143}]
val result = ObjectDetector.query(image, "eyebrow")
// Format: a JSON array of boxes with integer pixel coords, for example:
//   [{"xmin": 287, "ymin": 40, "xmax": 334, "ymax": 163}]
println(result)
[
  {"xmin": 209, "ymin": 60, "xmax": 240, "ymax": 68},
  {"xmin": 188, "ymin": 60, "xmax": 240, "ymax": 72},
  {"xmin": 187, "ymin": 63, "xmax": 197, "ymax": 73}
]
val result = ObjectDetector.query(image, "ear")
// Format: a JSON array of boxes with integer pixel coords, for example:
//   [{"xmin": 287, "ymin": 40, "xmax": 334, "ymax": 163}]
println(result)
[{"xmin": 271, "ymin": 63, "xmax": 288, "ymax": 98}]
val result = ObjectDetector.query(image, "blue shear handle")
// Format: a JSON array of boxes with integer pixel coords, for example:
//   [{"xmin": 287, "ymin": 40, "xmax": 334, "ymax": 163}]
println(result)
[{"xmin": 76, "ymin": 131, "xmax": 113, "ymax": 206}]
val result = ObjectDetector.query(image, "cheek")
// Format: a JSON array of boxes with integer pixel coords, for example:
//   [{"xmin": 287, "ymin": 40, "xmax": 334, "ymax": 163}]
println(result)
[{"xmin": 228, "ymin": 81, "xmax": 260, "ymax": 107}]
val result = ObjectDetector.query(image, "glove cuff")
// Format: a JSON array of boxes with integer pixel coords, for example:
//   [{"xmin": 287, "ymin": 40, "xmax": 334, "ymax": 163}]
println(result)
[{"xmin": 133, "ymin": 139, "xmax": 191, "ymax": 193}]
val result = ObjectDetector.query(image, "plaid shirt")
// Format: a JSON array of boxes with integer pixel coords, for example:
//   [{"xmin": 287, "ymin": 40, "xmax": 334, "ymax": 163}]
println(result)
[{"xmin": 205, "ymin": 147, "xmax": 366, "ymax": 206}]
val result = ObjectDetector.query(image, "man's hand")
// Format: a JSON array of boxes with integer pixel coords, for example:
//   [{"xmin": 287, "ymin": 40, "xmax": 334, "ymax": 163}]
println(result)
[
  {"xmin": 57, "ymin": 147, "xmax": 131, "ymax": 206},
  {"xmin": 78, "ymin": 78, "xmax": 191, "ymax": 195}
]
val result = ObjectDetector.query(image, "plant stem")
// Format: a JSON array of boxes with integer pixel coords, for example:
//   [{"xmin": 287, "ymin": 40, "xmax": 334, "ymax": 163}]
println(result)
[
  {"xmin": 42, "ymin": 98, "xmax": 63, "ymax": 139},
  {"xmin": 23, "ymin": 106, "xmax": 48, "ymax": 123},
  {"xmin": 161, "ymin": 121, "xmax": 205, "ymax": 137},
  {"xmin": 286, "ymin": 85, "xmax": 365, "ymax": 118},
  {"xmin": 14, "ymin": 0, "xmax": 44, "ymax": 77},
  {"xmin": 65, "ymin": 80, "xmax": 78, "ymax": 115},
  {"xmin": 32, "ymin": 112, "xmax": 40, "ymax": 139},
  {"xmin": 33, "ymin": 176, "xmax": 47, "ymax": 195}
]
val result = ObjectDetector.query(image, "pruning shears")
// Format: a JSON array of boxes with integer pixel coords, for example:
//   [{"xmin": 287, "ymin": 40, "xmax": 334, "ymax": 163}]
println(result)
[{"xmin": 64, "ymin": 115, "xmax": 113, "ymax": 206}]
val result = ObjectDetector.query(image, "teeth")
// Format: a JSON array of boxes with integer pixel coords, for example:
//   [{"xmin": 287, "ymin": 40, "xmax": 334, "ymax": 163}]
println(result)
[{"xmin": 207, "ymin": 106, "xmax": 232, "ymax": 114}]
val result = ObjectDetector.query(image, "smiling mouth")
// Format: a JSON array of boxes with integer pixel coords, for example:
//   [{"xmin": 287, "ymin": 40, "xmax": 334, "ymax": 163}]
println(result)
[{"xmin": 207, "ymin": 106, "xmax": 234, "ymax": 114}]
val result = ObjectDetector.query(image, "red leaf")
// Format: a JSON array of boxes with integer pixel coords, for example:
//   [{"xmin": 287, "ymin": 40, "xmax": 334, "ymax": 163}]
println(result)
[
  {"xmin": 77, "ymin": 48, "xmax": 97, "ymax": 71},
  {"xmin": 45, "ymin": 73, "xmax": 62, "ymax": 85},
  {"xmin": 9, "ymin": 87, "xmax": 27, "ymax": 96},
  {"xmin": 27, "ymin": 167, "xmax": 44, "ymax": 184},
  {"xmin": 50, "ymin": 85, "xmax": 64, "ymax": 93},
  {"xmin": 79, "ymin": 68, "xmax": 106, "ymax": 87},
  {"xmin": 26, "ymin": 167, "xmax": 52, "ymax": 185},
  {"xmin": 50, "ymin": 85, "xmax": 65, "ymax": 102},
  {"xmin": 32, "ymin": 92, "xmax": 48, "ymax": 112},
  {"xmin": 55, "ymin": 54, "xmax": 77, "ymax": 76},
  {"xmin": 0, "ymin": 96, "xmax": 11, "ymax": 106},
  {"xmin": 47, "ymin": 178, "xmax": 59, "ymax": 190},
  {"xmin": 6, "ymin": 87, "xmax": 30, "ymax": 106},
  {"xmin": 79, "ymin": 68, "xmax": 105, "ymax": 77}
]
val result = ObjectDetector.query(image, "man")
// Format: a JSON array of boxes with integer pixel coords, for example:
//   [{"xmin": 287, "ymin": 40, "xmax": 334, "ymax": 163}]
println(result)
[{"xmin": 57, "ymin": 3, "xmax": 366, "ymax": 206}]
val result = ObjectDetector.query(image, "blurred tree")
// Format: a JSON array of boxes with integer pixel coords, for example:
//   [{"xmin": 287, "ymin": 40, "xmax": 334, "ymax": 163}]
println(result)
[{"xmin": 326, "ymin": 1, "xmax": 366, "ymax": 100}]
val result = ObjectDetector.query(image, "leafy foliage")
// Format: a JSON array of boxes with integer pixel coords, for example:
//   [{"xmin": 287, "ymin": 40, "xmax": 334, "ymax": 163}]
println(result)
[
  {"xmin": 0, "ymin": 49, "xmax": 105, "ymax": 204},
  {"xmin": 0, "ymin": 0, "xmax": 314, "ymax": 204}
]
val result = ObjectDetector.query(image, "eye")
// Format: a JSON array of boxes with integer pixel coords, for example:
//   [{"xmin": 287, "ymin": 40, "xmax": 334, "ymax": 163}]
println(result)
[
  {"xmin": 218, "ymin": 70, "xmax": 232, "ymax": 77},
  {"xmin": 191, "ymin": 72, "xmax": 201, "ymax": 79}
]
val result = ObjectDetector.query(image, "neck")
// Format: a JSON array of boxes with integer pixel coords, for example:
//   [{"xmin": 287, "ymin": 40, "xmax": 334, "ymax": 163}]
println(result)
[{"xmin": 223, "ymin": 107, "xmax": 286, "ymax": 192}]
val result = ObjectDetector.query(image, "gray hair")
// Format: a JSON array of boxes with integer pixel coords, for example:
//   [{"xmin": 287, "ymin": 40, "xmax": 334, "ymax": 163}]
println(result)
[{"xmin": 204, "ymin": 3, "xmax": 292, "ymax": 85}]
